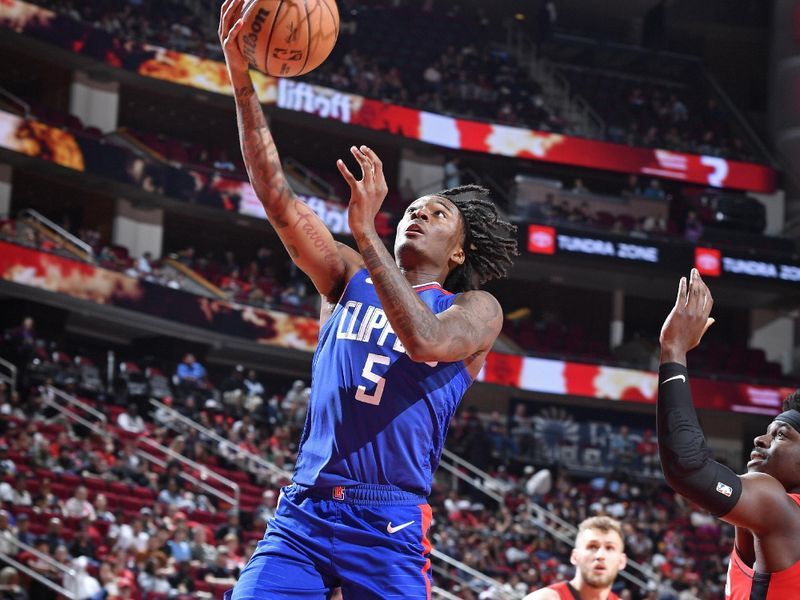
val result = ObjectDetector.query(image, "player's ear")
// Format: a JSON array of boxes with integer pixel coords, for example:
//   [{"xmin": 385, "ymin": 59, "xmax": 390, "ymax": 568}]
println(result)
[
  {"xmin": 449, "ymin": 245, "xmax": 465, "ymax": 267},
  {"xmin": 619, "ymin": 552, "xmax": 627, "ymax": 571},
  {"xmin": 570, "ymin": 549, "xmax": 578, "ymax": 566}
]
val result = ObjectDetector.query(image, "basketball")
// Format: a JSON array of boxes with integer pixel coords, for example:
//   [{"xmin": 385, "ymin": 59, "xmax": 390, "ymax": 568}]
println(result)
[{"xmin": 237, "ymin": 0, "xmax": 339, "ymax": 77}]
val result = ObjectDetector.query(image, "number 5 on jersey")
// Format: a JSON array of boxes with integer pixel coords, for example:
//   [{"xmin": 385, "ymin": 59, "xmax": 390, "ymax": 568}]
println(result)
[{"xmin": 355, "ymin": 353, "xmax": 390, "ymax": 406}]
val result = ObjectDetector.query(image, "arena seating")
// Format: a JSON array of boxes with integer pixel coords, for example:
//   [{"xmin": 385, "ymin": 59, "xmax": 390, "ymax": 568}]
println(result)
[{"xmin": 0, "ymin": 322, "xmax": 742, "ymax": 598}]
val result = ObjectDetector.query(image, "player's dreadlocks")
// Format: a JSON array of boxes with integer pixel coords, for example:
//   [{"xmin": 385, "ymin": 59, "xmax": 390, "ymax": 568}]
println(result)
[
  {"xmin": 436, "ymin": 185, "xmax": 518, "ymax": 293},
  {"xmin": 782, "ymin": 389, "xmax": 800, "ymax": 411}
]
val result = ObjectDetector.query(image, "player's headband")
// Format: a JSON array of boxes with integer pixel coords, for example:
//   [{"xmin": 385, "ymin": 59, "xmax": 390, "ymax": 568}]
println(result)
[{"xmin": 774, "ymin": 409, "xmax": 800, "ymax": 434}]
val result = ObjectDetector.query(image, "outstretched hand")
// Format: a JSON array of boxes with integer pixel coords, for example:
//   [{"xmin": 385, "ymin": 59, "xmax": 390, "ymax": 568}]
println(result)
[
  {"xmin": 660, "ymin": 269, "xmax": 715, "ymax": 362},
  {"xmin": 337, "ymin": 145, "xmax": 389, "ymax": 237}
]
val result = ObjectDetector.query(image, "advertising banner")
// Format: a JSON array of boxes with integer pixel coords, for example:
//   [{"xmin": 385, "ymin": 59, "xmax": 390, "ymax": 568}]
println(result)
[
  {"xmin": 0, "ymin": 241, "xmax": 320, "ymax": 352},
  {"xmin": 478, "ymin": 353, "xmax": 793, "ymax": 415},
  {"xmin": 525, "ymin": 224, "xmax": 800, "ymax": 285},
  {"xmin": 0, "ymin": 0, "xmax": 777, "ymax": 193},
  {"xmin": 1, "ymin": 241, "xmax": 793, "ymax": 412}
]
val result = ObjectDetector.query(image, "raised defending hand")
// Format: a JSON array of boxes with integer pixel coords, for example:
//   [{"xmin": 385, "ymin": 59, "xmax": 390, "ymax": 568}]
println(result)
[
  {"xmin": 660, "ymin": 268, "xmax": 715, "ymax": 360},
  {"xmin": 219, "ymin": 0, "xmax": 249, "ymax": 76},
  {"xmin": 337, "ymin": 145, "xmax": 389, "ymax": 237}
]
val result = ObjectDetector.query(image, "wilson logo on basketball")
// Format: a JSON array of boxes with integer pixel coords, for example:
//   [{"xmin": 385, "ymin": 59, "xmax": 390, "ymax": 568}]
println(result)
[
  {"xmin": 695, "ymin": 247, "xmax": 721, "ymax": 277},
  {"xmin": 527, "ymin": 225, "xmax": 556, "ymax": 255},
  {"xmin": 241, "ymin": 7, "xmax": 271, "ymax": 65}
]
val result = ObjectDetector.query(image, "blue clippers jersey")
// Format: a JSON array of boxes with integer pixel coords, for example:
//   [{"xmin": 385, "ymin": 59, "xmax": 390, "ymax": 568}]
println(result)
[{"xmin": 293, "ymin": 268, "xmax": 472, "ymax": 495}]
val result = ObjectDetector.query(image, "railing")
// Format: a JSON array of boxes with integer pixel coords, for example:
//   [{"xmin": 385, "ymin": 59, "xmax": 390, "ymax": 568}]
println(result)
[
  {"xmin": 0, "ymin": 537, "xmax": 77, "ymax": 599},
  {"xmin": 504, "ymin": 23, "xmax": 607, "ymax": 141},
  {"xmin": 285, "ymin": 157, "xmax": 339, "ymax": 201},
  {"xmin": 431, "ymin": 550, "xmax": 522, "ymax": 599},
  {"xmin": 47, "ymin": 386, "xmax": 107, "ymax": 423},
  {"xmin": 0, "ymin": 86, "xmax": 31, "ymax": 118},
  {"xmin": 699, "ymin": 68, "xmax": 777, "ymax": 168},
  {"xmin": 137, "ymin": 437, "xmax": 240, "ymax": 509},
  {"xmin": 439, "ymin": 448, "xmax": 659, "ymax": 594},
  {"xmin": 150, "ymin": 398, "xmax": 293, "ymax": 482},
  {"xmin": 432, "ymin": 586, "xmax": 464, "ymax": 600},
  {"xmin": 162, "ymin": 257, "xmax": 227, "ymax": 300},
  {"xmin": 19, "ymin": 209, "xmax": 94, "ymax": 259},
  {"xmin": 438, "ymin": 448, "xmax": 505, "ymax": 504},
  {"xmin": 148, "ymin": 400, "xmax": 516, "ymax": 593},
  {"xmin": 44, "ymin": 387, "xmax": 240, "ymax": 509},
  {"xmin": 0, "ymin": 357, "xmax": 17, "ymax": 390}
]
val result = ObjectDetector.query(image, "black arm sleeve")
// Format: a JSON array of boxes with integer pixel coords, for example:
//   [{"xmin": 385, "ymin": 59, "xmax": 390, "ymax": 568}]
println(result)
[{"xmin": 657, "ymin": 362, "xmax": 742, "ymax": 517}]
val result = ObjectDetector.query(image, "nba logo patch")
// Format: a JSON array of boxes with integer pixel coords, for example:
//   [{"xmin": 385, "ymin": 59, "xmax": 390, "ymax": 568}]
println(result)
[
  {"xmin": 333, "ymin": 486, "xmax": 345, "ymax": 501},
  {"xmin": 716, "ymin": 481, "xmax": 733, "ymax": 497}
]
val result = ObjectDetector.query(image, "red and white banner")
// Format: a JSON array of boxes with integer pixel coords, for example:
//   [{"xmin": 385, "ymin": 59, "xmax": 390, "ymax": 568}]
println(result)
[
  {"xmin": 477, "ymin": 353, "xmax": 794, "ymax": 415},
  {"xmin": 1, "ymin": 241, "xmax": 792, "ymax": 412},
  {"xmin": 0, "ymin": 0, "xmax": 777, "ymax": 193}
]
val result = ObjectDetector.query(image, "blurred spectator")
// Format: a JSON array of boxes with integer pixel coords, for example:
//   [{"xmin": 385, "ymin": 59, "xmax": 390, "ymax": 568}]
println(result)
[
  {"xmin": 621, "ymin": 174, "xmax": 643, "ymax": 196},
  {"xmin": 283, "ymin": 379, "xmax": 310, "ymax": 427},
  {"xmin": 64, "ymin": 486, "xmax": 97, "ymax": 521},
  {"xmin": 136, "ymin": 252, "xmax": 153, "ymax": 274},
  {"xmin": 14, "ymin": 514, "xmax": 34, "ymax": 546},
  {"xmin": 137, "ymin": 557, "xmax": 172, "ymax": 596},
  {"xmin": 684, "ymin": 209, "xmax": 704, "ymax": 243},
  {"xmin": 572, "ymin": 178, "xmax": 590, "ymax": 194},
  {"xmin": 221, "ymin": 365, "xmax": 248, "ymax": 410},
  {"xmin": 0, "ymin": 474, "xmax": 31, "ymax": 506},
  {"xmin": 443, "ymin": 157, "xmax": 461, "ymax": 188},
  {"xmin": 0, "ymin": 447, "xmax": 16, "ymax": 477},
  {"xmin": 0, "ymin": 566, "xmax": 28, "ymax": 600},
  {"xmin": 189, "ymin": 525, "xmax": 216, "ymax": 566},
  {"xmin": 203, "ymin": 546, "xmax": 237, "ymax": 586},
  {"xmin": 68, "ymin": 527, "xmax": 97, "ymax": 562},
  {"xmin": 175, "ymin": 353, "xmax": 207, "ymax": 392},
  {"xmin": 167, "ymin": 527, "xmax": 192, "ymax": 563},
  {"xmin": 243, "ymin": 369, "xmax": 265, "ymax": 412},
  {"xmin": 214, "ymin": 510, "xmax": 241, "ymax": 542},
  {"xmin": 43, "ymin": 517, "xmax": 66, "ymax": 553},
  {"xmin": 5, "ymin": 317, "xmax": 36, "ymax": 350},
  {"xmin": 643, "ymin": 178, "xmax": 666, "ymax": 199},
  {"xmin": 117, "ymin": 404, "xmax": 146, "ymax": 434}
]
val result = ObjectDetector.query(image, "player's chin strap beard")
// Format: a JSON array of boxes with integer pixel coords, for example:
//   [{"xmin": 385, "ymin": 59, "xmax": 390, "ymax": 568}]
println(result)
[{"xmin": 774, "ymin": 409, "xmax": 800, "ymax": 434}]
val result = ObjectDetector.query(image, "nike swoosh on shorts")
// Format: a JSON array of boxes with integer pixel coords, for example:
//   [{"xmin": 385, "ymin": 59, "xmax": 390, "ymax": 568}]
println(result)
[{"xmin": 386, "ymin": 520, "xmax": 415, "ymax": 534}]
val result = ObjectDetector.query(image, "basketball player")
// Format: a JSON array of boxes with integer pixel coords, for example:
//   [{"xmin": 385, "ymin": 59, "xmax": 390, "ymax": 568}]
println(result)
[
  {"xmin": 657, "ymin": 269, "xmax": 800, "ymax": 599},
  {"xmin": 218, "ymin": 1, "xmax": 517, "ymax": 598},
  {"xmin": 523, "ymin": 516, "xmax": 627, "ymax": 600}
]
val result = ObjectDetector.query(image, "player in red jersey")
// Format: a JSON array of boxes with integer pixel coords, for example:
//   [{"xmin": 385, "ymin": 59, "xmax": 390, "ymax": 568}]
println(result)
[
  {"xmin": 657, "ymin": 269, "xmax": 800, "ymax": 600},
  {"xmin": 523, "ymin": 517, "xmax": 626, "ymax": 600}
]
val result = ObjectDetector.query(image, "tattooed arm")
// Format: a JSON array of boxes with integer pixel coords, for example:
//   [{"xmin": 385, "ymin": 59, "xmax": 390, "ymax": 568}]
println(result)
[
  {"xmin": 358, "ymin": 228, "xmax": 501, "ymax": 364},
  {"xmin": 219, "ymin": 0, "xmax": 360, "ymax": 302},
  {"xmin": 338, "ymin": 146, "xmax": 502, "ymax": 366}
]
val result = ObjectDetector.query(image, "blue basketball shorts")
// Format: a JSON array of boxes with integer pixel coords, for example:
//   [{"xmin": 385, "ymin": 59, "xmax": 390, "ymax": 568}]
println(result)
[{"xmin": 227, "ymin": 483, "xmax": 434, "ymax": 600}]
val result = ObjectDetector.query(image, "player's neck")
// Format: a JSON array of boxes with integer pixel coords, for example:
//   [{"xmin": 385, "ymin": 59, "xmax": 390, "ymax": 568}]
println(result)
[
  {"xmin": 397, "ymin": 265, "xmax": 448, "ymax": 288},
  {"xmin": 570, "ymin": 577, "xmax": 612, "ymax": 600}
]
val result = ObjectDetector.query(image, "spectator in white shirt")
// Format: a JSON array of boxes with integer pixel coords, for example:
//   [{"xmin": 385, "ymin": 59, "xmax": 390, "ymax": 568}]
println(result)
[
  {"xmin": 63, "ymin": 486, "xmax": 96, "ymax": 521},
  {"xmin": 117, "ymin": 404, "xmax": 145, "ymax": 434},
  {"xmin": 0, "ymin": 474, "xmax": 31, "ymax": 506}
]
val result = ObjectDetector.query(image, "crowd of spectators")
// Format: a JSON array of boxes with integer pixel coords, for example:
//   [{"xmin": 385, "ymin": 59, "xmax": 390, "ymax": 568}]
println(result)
[
  {"xmin": 0, "ymin": 317, "xmax": 744, "ymax": 599},
  {"xmin": 306, "ymin": 42, "xmax": 567, "ymax": 134},
  {"xmin": 26, "ymin": 0, "xmax": 762, "ymax": 162},
  {"xmin": 601, "ymin": 85, "xmax": 754, "ymax": 162},
  {"xmin": 170, "ymin": 245, "xmax": 316, "ymax": 316},
  {"xmin": 0, "ymin": 215, "xmax": 318, "ymax": 317}
]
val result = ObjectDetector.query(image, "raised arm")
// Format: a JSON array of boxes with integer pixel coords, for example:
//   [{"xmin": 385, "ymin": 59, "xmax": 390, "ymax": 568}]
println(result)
[
  {"xmin": 219, "ymin": 0, "xmax": 359, "ymax": 301},
  {"xmin": 657, "ymin": 270, "xmax": 799, "ymax": 535},
  {"xmin": 338, "ymin": 146, "xmax": 502, "ymax": 365}
]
